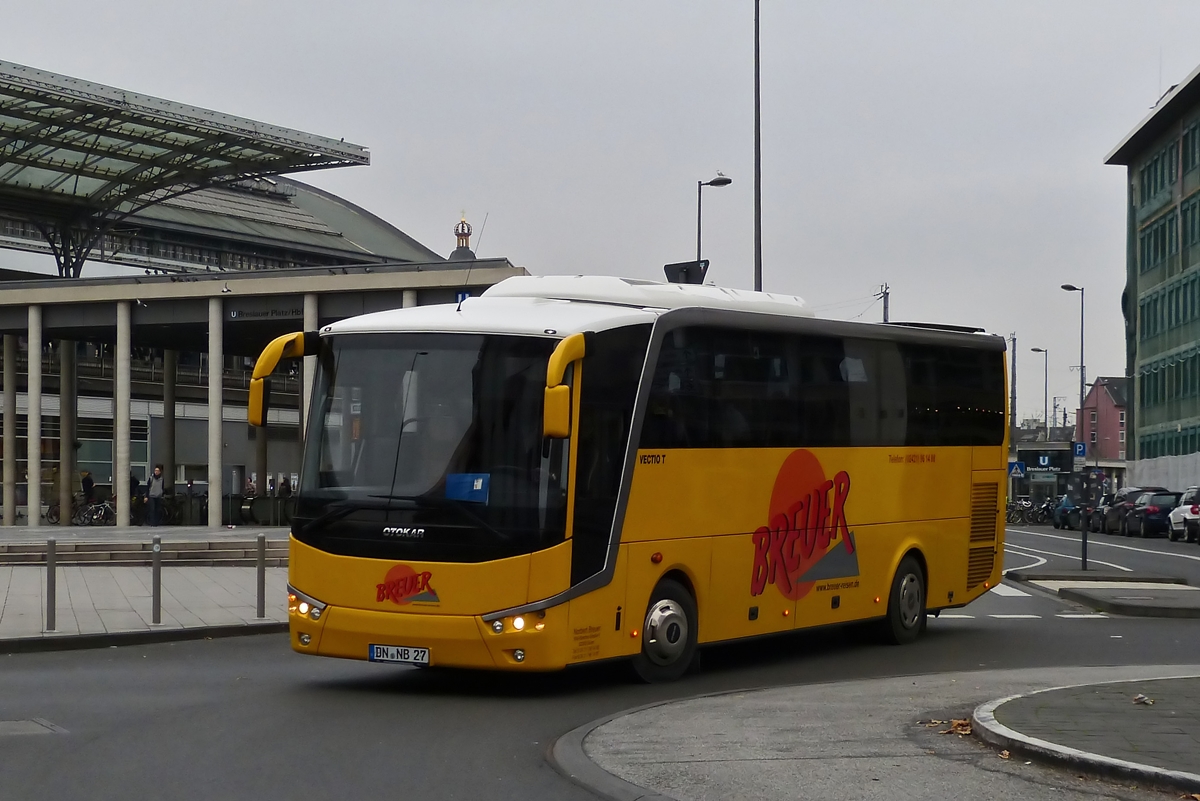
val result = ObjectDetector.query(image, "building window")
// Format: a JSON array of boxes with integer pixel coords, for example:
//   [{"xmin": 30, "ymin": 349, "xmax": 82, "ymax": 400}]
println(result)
[
  {"xmin": 1090, "ymin": 431, "xmax": 1097, "ymax": 444},
  {"xmin": 1090, "ymin": 410, "xmax": 1097, "ymax": 424},
  {"xmin": 1141, "ymin": 140, "xmax": 1179, "ymax": 203},
  {"xmin": 1140, "ymin": 210, "xmax": 1179, "ymax": 273},
  {"xmin": 1119, "ymin": 430, "xmax": 1126, "ymax": 443},
  {"xmin": 1119, "ymin": 411, "xmax": 1126, "ymax": 426}
]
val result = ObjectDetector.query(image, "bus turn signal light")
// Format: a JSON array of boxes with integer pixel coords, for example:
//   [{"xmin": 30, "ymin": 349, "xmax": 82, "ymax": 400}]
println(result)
[{"xmin": 650, "ymin": 552, "xmax": 663, "ymax": 564}]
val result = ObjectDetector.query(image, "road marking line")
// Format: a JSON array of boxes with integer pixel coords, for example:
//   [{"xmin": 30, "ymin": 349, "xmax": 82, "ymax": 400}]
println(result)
[
  {"xmin": 988, "ymin": 582, "xmax": 1031, "ymax": 597},
  {"xmin": 1056, "ymin": 613, "xmax": 1108, "ymax": 619},
  {"xmin": 1002, "ymin": 552, "xmax": 1047, "ymax": 573},
  {"xmin": 1008, "ymin": 528, "xmax": 1200, "ymax": 563},
  {"xmin": 988, "ymin": 614, "xmax": 1041, "ymax": 619},
  {"xmin": 1004, "ymin": 542, "xmax": 1132, "ymax": 572},
  {"xmin": 937, "ymin": 614, "xmax": 975, "ymax": 619}
]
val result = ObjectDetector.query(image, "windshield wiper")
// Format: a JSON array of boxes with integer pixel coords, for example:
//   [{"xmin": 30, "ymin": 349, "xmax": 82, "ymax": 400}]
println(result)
[
  {"xmin": 294, "ymin": 497, "xmax": 393, "ymax": 538},
  {"xmin": 368, "ymin": 493, "xmax": 513, "ymax": 542}
]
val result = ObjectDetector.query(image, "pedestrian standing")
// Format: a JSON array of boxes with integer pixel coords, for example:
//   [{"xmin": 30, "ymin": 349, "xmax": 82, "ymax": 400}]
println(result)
[{"xmin": 147, "ymin": 464, "xmax": 165, "ymax": 527}]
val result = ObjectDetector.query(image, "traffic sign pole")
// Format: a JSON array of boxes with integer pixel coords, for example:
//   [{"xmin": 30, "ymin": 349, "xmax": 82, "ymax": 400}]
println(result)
[{"xmin": 1073, "ymin": 443, "xmax": 1088, "ymax": 570}]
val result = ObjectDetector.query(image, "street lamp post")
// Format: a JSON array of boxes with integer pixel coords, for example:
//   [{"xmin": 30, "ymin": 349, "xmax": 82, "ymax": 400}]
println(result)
[
  {"xmin": 753, "ymin": 0, "xmax": 762, "ymax": 291},
  {"xmin": 1061, "ymin": 283, "xmax": 1086, "ymax": 570},
  {"xmin": 697, "ymin": 173, "xmax": 732, "ymax": 264},
  {"xmin": 1031, "ymin": 347, "xmax": 1049, "ymax": 441}
]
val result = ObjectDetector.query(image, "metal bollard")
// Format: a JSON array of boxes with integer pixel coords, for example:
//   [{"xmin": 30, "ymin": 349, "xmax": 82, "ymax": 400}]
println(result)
[
  {"xmin": 152, "ymin": 535, "xmax": 162, "ymax": 625},
  {"xmin": 46, "ymin": 537, "xmax": 56, "ymax": 632},
  {"xmin": 256, "ymin": 533, "xmax": 266, "ymax": 619}
]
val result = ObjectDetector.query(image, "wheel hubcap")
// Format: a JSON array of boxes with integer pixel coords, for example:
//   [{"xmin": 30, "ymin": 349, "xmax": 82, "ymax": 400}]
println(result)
[
  {"xmin": 898, "ymin": 573, "xmax": 923, "ymax": 629},
  {"xmin": 643, "ymin": 599, "xmax": 689, "ymax": 666}
]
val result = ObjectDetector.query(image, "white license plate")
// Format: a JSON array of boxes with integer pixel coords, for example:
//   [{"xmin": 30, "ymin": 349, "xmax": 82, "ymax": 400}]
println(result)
[{"xmin": 368, "ymin": 644, "xmax": 430, "ymax": 665}]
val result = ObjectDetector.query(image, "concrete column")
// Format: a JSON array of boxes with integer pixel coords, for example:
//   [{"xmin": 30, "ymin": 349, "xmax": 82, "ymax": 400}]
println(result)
[
  {"xmin": 302, "ymin": 293, "xmax": 318, "ymax": 440},
  {"xmin": 26, "ymin": 306, "xmax": 41, "ymax": 525},
  {"xmin": 58, "ymin": 340, "xmax": 75, "ymax": 526},
  {"xmin": 114, "ymin": 302, "xmax": 131, "ymax": 527},
  {"xmin": 208, "ymin": 297, "xmax": 223, "ymax": 528},
  {"xmin": 402, "ymin": 290, "xmax": 417, "ymax": 308},
  {"xmin": 3, "ymin": 334, "xmax": 15, "ymax": 526},
  {"xmin": 255, "ymin": 422, "xmax": 268, "ymax": 497},
  {"xmin": 163, "ymin": 349, "xmax": 177, "ymax": 492}
]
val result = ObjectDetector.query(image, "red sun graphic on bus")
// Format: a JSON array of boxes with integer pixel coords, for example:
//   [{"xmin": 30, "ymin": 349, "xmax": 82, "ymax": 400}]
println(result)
[
  {"xmin": 750, "ymin": 449, "xmax": 859, "ymax": 601},
  {"xmin": 376, "ymin": 564, "xmax": 439, "ymax": 605}
]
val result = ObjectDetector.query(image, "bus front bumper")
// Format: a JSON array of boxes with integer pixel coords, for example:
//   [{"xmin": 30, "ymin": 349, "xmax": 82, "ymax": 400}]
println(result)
[{"xmin": 288, "ymin": 588, "xmax": 569, "ymax": 671}]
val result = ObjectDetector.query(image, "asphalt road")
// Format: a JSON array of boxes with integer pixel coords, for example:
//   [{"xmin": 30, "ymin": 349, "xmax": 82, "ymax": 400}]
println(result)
[
  {"xmin": 1007, "ymin": 524, "xmax": 1200, "ymax": 583},
  {"xmin": 3, "ymin": 534, "xmax": 1199, "ymax": 801}
]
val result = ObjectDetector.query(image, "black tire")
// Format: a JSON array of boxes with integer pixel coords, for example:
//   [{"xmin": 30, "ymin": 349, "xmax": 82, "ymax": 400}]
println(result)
[
  {"xmin": 883, "ymin": 555, "xmax": 927, "ymax": 645},
  {"xmin": 1138, "ymin": 519, "xmax": 1147, "ymax": 538},
  {"xmin": 1053, "ymin": 521, "xmax": 1061, "ymax": 529},
  {"xmin": 1120, "ymin": 518, "xmax": 1129, "ymax": 537},
  {"xmin": 631, "ymin": 578, "xmax": 698, "ymax": 683},
  {"xmin": 1169, "ymin": 524, "xmax": 1180, "ymax": 542},
  {"xmin": 46, "ymin": 504, "xmax": 60, "ymax": 525}
]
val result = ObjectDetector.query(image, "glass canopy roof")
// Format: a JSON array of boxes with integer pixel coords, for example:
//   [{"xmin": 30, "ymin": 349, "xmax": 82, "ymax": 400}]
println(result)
[{"xmin": 0, "ymin": 60, "xmax": 369, "ymax": 218}]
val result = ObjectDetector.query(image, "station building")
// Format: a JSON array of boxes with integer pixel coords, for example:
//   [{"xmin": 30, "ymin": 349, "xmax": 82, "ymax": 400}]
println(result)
[
  {"xmin": 1108, "ymin": 63, "xmax": 1200, "ymax": 488},
  {"xmin": 0, "ymin": 61, "xmax": 523, "ymax": 528}
]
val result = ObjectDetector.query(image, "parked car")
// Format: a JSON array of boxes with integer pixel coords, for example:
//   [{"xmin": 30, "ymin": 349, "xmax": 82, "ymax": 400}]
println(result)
[
  {"xmin": 1052, "ymin": 495, "xmax": 1079, "ymax": 529},
  {"xmin": 1088, "ymin": 493, "xmax": 1116, "ymax": 533},
  {"xmin": 1105, "ymin": 486, "xmax": 1165, "ymax": 534},
  {"xmin": 1125, "ymin": 491, "xmax": 1183, "ymax": 538},
  {"xmin": 1168, "ymin": 486, "xmax": 1200, "ymax": 542}
]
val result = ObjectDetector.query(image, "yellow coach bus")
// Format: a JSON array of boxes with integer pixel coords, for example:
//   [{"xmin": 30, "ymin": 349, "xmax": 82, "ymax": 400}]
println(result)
[{"xmin": 250, "ymin": 276, "xmax": 1008, "ymax": 682}]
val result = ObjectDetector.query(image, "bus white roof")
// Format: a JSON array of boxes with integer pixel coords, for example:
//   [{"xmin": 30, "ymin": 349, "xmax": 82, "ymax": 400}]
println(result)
[
  {"xmin": 323, "ymin": 275, "xmax": 813, "ymax": 338},
  {"xmin": 483, "ymin": 275, "xmax": 813, "ymax": 317}
]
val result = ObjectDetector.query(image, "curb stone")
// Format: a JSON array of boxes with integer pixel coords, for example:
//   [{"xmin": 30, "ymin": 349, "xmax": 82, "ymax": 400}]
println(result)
[
  {"xmin": 549, "ymin": 702, "xmax": 679, "ymax": 801},
  {"xmin": 971, "ymin": 676, "xmax": 1200, "ymax": 795},
  {"xmin": 0, "ymin": 622, "xmax": 288, "ymax": 654}
]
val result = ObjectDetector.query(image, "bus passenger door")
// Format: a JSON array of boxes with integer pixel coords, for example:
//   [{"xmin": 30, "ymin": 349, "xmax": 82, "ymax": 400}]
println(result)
[{"xmin": 703, "ymin": 533, "xmax": 796, "ymax": 643}]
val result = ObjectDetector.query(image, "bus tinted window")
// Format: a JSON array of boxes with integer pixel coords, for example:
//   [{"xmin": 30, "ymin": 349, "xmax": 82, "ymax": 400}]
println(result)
[{"xmin": 640, "ymin": 326, "xmax": 1004, "ymax": 449}]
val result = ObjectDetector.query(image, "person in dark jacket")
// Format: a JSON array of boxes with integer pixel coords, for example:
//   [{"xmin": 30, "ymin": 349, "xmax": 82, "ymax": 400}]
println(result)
[{"xmin": 147, "ymin": 465, "xmax": 165, "ymax": 526}]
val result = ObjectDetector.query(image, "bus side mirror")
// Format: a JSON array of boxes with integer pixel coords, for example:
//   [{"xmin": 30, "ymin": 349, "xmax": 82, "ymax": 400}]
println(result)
[
  {"xmin": 249, "ymin": 330, "xmax": 318, "ymax": 427},
  {"xmin": 543, "ymin": 385, "xmax": 571, "ymax": 438},
  {"xmin": 543, "ymin": 333, "xmax": 585, "ymax": 439}
]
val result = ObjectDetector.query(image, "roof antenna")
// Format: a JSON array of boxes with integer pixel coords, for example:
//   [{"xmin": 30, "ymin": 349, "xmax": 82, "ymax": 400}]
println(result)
[
  {"xmin": 456, "ymin": 294, "xmax": 465, "ymax": 312},
  {"xmin": 474, "ymin": 212, "xmax": 489, "ymax": 256}
]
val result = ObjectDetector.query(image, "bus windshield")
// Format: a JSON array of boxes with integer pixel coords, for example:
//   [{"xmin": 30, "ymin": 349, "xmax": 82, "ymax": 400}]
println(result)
[{"xmin": 296, "ymin": 332, "xmax": 570, "ymax": 563}]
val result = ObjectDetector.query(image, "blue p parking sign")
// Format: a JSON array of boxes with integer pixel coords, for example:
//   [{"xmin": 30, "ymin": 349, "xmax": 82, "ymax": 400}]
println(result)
[{"xmin": 1073, "ymin": 442, "xmax": 1086, "ymax": 458}]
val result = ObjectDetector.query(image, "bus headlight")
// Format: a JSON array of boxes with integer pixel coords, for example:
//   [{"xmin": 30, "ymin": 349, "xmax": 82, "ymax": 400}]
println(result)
[
  {"xmin": 512, "ymin": 616, "xmax": 525, "ymax": 631},
  {"xmin": 288, "ymin": 586, "xmax": 327, "ymax": 620}
]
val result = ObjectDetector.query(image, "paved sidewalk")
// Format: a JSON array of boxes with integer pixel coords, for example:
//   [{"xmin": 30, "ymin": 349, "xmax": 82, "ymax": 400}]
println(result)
[
  {"xmin": 559, "ymin": 666, "xmax": 1200, "ymax": 801},
  {"xmin": 0, "ymin": 564, "xmax": 288, "ymax": 648},
  {"xmin": 0, "ymin": 524, "xmax": 289, "ymax": 544},
  {"xmin": 975, "ymin": 676, "xmax": 1200, "ymax": 791}
]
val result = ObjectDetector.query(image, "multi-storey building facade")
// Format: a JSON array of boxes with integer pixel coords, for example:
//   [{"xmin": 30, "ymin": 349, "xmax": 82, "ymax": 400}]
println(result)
[
  {"xmin": 1073, "ymin": 377, "xmax": 1127, "ymax": 461},
  {"xmin": 1108, "ymin": 65, "xmax": 1200, "ymax": 486}
]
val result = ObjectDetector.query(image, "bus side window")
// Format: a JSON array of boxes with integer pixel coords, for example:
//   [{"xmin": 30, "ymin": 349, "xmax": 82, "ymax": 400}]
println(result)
[{"xmin": 571, "ymin": 325, "xmax": 653, "ymax": 585}]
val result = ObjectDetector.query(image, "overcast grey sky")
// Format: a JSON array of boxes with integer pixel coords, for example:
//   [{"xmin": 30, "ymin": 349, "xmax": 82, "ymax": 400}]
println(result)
[{"xmin": 3, "ymin": 1, "xmax": 1199, "ymax": 424}]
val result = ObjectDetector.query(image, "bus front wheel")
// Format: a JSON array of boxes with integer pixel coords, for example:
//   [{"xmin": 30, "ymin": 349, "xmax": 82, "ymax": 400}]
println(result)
[
  {"xmin": 631, "ymin": 578, "xmax": 697, "ymax": 683},
  {"xmin": 883, "ymin": 556, "xmax": 926, "ymax": 645}
]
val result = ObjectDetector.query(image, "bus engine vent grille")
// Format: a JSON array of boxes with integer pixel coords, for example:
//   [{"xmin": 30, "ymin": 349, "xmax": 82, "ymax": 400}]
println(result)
[
  {"xmin": 970, "ymin": 483, "xmax": 999, "ymax": 543},
  {"xmin": 967, "ymin": 546, "xmax": 994, "ymax": 589}
]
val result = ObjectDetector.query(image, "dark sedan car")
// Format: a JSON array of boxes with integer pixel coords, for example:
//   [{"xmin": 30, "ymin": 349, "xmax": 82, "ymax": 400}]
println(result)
[
  {"xmin": 1088, "ymin": 493, "xmax": 1115, "ymax": 533},
  {"xmin": 1105, "ymin": 486, "xmax": 1166, "ymax": 534},
  {"xmin": 1125, "ymin": 491, "xmax": 1183, "ymax": 538}
]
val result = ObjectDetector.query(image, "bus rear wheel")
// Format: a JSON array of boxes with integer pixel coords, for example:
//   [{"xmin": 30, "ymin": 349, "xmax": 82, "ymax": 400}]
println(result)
[
  {"xmin": 883, "ymin": 556, "xmax": 926, "ymax": 645},
  {"xmin": 631, "ymin": 578, "xmax": 697, "ymax": 683}
]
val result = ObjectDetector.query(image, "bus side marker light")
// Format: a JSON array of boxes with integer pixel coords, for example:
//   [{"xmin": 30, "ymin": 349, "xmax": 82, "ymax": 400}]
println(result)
[
  {"xmin": 630, "ymin": 629, "xmax": 639, "ymax": 638},
  {"xmin": 650, "ymin": 552, "xmax": 663, "ymax": 564},
  {"xmin": 874, "ymin": 597, "xmax": 881, "ymax": 604},
  {"xmin": 984, "ymin": 582, "xmax": 990, "ymax": 589},
  {"xmin": 782, "ymin": 609, "xmax": 789, "ymax": 617}
]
